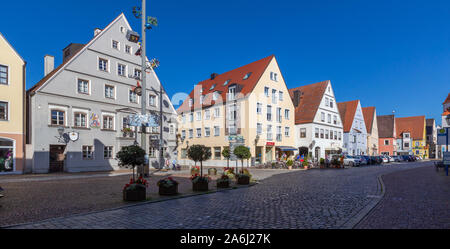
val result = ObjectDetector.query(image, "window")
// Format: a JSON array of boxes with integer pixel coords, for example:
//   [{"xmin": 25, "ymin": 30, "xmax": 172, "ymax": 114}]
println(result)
[
  {"xmin": 285, "ymin": 127, "xmax": 290, "ymax": 137},
  {"xmin": 205, "ymin": 109, "xmax": 211, "ymax": 120},
  {"xmin": 325, "ymin": 97, "xmax": 329, "ymax": 107},
  {"xmin": 200, "ymin": 95, "xmax": 204, "ymax": 104},
  {"xmin": 404, "ymin": 142, "xmax": 410, "ymax": 148},
  {"xmin": 272, "ymin": 89, "xmax": 277, "ymax": 104},
  {"xmin": 112, "ymin": 40, "xmax": 119, "ymax": 50},
  {"xmin": 243, "ymin": 72, "xmax": 252, "ymax": 80},
  {"xmin": 181, "ymin": 114, "xmax": 186, "ymax": 124},
  {"xmin": 0, "ymin": 65, "xmax": 8, "ymax": 84},
  {"xmin": 125, "ymin": 45, "xmax": 131, "ymax": 54},
  {"xmin": 205, "ymin": 127, "xmax": 211, "ymax": 137},
  {"xmin": 333, "ymin": 115, "xmax": 337, "ymax": 125},
  {"xmin": 77, "ymin": 79, "xmax": 89, "ymax": 94},
  {"xmin": 276, "ymin": 108, "xmax": 282, "ymax": 123},
  {"xmin": 228, "ymin": 86, "xmax": 236, "ymax": 100},
  {"xmin": 51, "ymin": 110, "xmax": 65, "ymax": 126},
  {"xmin": 223, "ymin": 79, "xmax": 230, "ymax": 86},
  {"xmin": 149, "ymin": 147, "xmax": 156, "ymax": 158},
  {"xmin": 122, "ymin": 117, "xmax": 130, "ymax": 129},
  {"xmin": 134, "ymin": 69, "xmax": 142, "ymax": 80},
  {"xmin": 320, "ymin": 129, "xmax": 324, "ymax": 139},
  {"xmin": 330, "ymin": 130, "xmax": 333, "ymax": 140},
  {"xmin": 257, "ymin": 103, "xmax": 262, "ymax": 114},
  {"xmin": 267, "ymin": 125, "xmax": 273, "ymax": 140},
  {"xmin": 0, "ymin": 102, "xmax": 8, "ymax": 121},
  {"xmin": 118, "ymin": 63, "xmax": 126, "ymax": 76},
  {"xmin": 214, "ymin": 147, "xmax": 221, "ymax": 159},
  {"xmin": 327, "ymin": 114, "xmax": 331, "ymax": 124},
  {"xmin": 196, "ymin": 128, "xmax": 202, "ymax": 138},
  {"xmin": 74, "ymin": 112, "xmax": 87, "ymax": 128},
  {"xmin": 189, "ymin": 129, "xmax": 193, "ymax": 138},
  {"xmin": 270, "ymin": 72, "xmax": 278, "ymax": 82},
  {"xmin": 0, "ymin": 138, "xmax": 14, "ymax": 172},
  {"xmin": 415, "ymin": 142, "xmax": 420, "ymax": 146},
  {"xmin": 325, "ymin": 129, "xmax": 329, "ymax": 139},
  {"xmin": 279, "ymin": 91, "xmax": 283, "ymax": 101},
  {"xmin": 353, "ymin": 135, "xmax": 357, "ymax": 143},
  {"xmin": 214, "ymin": 126, "xmax": 220, "ymax": 136},
  {"xmin": 189, "ymin": 113, "xmax": 194, "ymax": 122},
  {"xmin": 338, "ymin": 132, "xmax": 342, "ymax": 140},
  {"xmin": 285, "ymin": 109, "xmax": 290, "ymax": 120},
  {"xmin": 264, "ymin": 87, "xmax": 269, "ymax": 97},
  {"xmin": 334, "ymin": 131, "xmax": 337, "ymax": 140},
  {"xmin": 103, "ymin": 115, "xmax": 114, "ymax": 130},
  {"xmin": 104, "ymin": 146, "xmax": 113, "ymax": 159},
  {"xmin": 228, "ymin": 105, "xmax": 236, "ymax": 121},
  {"xmin": 404, "ymin": 133, "xmax": 410, "ymax": 138},
  {"xmin": 99, "ymin": 58, "xmax": 108, "ymax": 72},
  {"xmin": 129, "ymin": 90, "xmax": 138, "ymax": 103},
  {"xmin": 196, "ymin": 111, "xmax": 201, "ymax": 121},
  {"xmin": 330, "ymin": 100, "xmax": 334, "ymax": 108},
  {"xmin": 105, "ymin": 85, "xmax": 114, "ymax": 99},
  {"xmin": 300, "ymin": 128, "xmax": 306, "ymax": 138},
  {"xmin": 267, "ymin": 105, "xmax": 272, "ymax": 121},
  {"xmin": 315, "ymin": 128, "xmax": 319, "ymax": 138},
  {"xmin": 257, "ymin": 123, "xmax": 262, "ymax": 135},
  {"xmin": 181, "ymin": 130, "xmax": 186, "ymax": 139},
  {"xmin": 214, "ymin": 108, "xmax": 220, "ymax": 118},
  {"xmin": 82, "ymin": 146, "xmax": 93, "ymax": 160},
  {"xmin": 149, "ymin": 95, "xmax": 157, "ymax": 106},
  {"xmin": 181, "ymin": 149, "xmax": 187, "ymax": 159},
  {"xmin": 321, "ymin": 112, "xmax": 325, "ymax": 122},
  {"xmin": 384, "ymin": 140, "xmax": 389, "ymax": 145},
  {"xmin": 276, "ymin": 126, "xmax": 282, "ymax": 141}
]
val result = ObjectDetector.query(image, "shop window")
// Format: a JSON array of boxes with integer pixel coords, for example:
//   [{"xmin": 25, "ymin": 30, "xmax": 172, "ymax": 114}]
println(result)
[{"xmin": 0, "ymin": 138, "xmax": 14, "ymax": 172}]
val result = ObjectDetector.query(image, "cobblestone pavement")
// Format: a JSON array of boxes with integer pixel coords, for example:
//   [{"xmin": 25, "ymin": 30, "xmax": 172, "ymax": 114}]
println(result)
[
  {"xmin": 7, "ymin": 162, "xmax": 431, "ymax": 229},
  {"xmin": 356, "ymin": 164, "xmax": 450, "ymax": 229}
]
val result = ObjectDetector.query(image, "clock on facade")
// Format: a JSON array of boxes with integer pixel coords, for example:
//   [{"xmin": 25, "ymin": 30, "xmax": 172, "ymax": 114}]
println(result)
[{"xmin": 69, "ymin": 132, "xmax": 79, "ymax": 142}]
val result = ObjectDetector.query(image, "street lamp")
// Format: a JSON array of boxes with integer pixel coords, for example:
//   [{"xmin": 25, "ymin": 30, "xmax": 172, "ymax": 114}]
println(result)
[{"xmin": 57, "ymin": 127, "xmax": 65, "ymax": 137}]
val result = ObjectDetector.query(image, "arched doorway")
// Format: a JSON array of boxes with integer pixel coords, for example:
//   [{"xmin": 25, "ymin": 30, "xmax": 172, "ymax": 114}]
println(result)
[
  {"xmin": 314, "ymin": 147, "xmax": 321, "ymax": 161},
  {"xmin": 0, "ymin": 137, "xmax": 15, "ymax": 173}
]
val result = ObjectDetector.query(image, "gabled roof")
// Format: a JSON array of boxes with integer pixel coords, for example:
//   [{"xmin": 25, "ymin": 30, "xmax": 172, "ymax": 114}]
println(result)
[
  {"xmin": 337, "ymin": 100, "xmax": 360, "ymax": 133},
  {"xmin": 0, "ymin": 32, "xmax": 25, "ymax": 63},
  {"xmin": 176, "ymin": 55, "xmax": 274, "ymax": 114},
  {"xmin": 395, "ymin": 116, "xmax": 426, "ymax": 140},
  {"xmin": 362, "ymin": 106, "xmax": 376, "ymax": 133},
  {"xmin": 443, "ymin": 93, "xmax": 450, "ymax": 105},
  {"xmin": 377, "ymin": 115, "xmax": 395, "ymax": 138},
  {"xmin": 27, "ymin": 13, "xmax": 128, "ymax": 95},
  {"xmin": 288, "ymin": 80, "xmax": 329, "ymax": 125}
]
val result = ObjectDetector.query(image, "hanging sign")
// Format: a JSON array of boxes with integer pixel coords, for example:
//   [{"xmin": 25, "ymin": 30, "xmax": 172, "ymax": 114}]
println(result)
[{"xmin": 127, "ymin": 114, "xmax": 159, "ymax": 127}]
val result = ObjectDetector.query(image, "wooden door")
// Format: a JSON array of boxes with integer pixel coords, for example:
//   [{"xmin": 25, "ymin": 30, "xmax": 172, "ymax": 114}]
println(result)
[{"xmin": 49, "ymin": 145, "xmax": 66, "ymax": 173}]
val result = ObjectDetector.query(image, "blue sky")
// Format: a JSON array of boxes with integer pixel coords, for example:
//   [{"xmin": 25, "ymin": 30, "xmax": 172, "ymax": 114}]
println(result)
[{"xmin": 2, "ymin": 0, "xmax": 449, "ymax": 124}]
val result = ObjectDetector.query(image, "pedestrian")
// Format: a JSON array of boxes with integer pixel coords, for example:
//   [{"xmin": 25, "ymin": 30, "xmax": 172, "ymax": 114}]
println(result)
[{"xmin": 172, "ymin": 158, "xmax": 177, "ymax": 170}]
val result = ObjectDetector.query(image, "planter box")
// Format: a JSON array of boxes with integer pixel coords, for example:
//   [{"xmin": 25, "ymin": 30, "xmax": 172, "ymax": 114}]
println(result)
[
  {"xmin": 123, "ymin": 187, "xmax": 146, "ymax": 201},
  {"xmin": 217, "ymin": 181, "xmax": 230, "ymax": 188},
  {"xmin": 193, "ymin": 181, "xmax": 209, "ymax": 191},
  {"xmin": 237, "ymin": 176, "xmax": 250, "ymax": 185},
  {"xmin": 159, "ymin": 185, "xmax": 178, "ymax": 196}
]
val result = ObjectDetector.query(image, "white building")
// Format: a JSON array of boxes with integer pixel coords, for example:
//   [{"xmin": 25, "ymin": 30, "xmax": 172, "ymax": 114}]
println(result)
[
  {"xmin": 338, "ymin": 100, "xmax": 367, "ymax": 156},
  {"xmin": 289, "ymin": 80, "xmax": 344, "ymax": 161}
]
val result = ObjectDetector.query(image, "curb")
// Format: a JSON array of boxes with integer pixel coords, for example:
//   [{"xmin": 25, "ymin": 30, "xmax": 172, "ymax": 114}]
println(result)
[
  {"xmin": 1, "ymin": 181, "xmax": 259, "ymax": 229},
  {"xmin": 339, "ymin": 173, "xmax": 386, "ymax": 229}
]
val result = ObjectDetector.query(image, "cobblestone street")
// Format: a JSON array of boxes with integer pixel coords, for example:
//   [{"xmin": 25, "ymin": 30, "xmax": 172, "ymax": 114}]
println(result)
[{"xmin": 5, "ymin": 161, "xmax": 437, "ymax": 229}]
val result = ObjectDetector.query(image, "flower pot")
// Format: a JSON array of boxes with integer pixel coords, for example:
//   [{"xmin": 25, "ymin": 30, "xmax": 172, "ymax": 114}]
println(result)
[
  {"xmin": 159, "ymin": 184, "xmax": 178, "ymax": 196},
  {"xmin": 237, "ymin": 176, "xmax": 250, "ymax": 185},
  {"xmin": 123, "ymin": 186, "xmax": 146, "ymax": 201},
  {"xmin": 193, "ymin": 181, "xmax": 209, "ymax": 191},
  {"xmin": 217, "ymin": 181, "xmax": 230, "ymax": 188},
  {"xmin": 288, "ymin": 166, "xmax": 292, "ymax": 170},
  {"xmin": 304, "ymin": 166, "xmax": 308, "ymax": 170}
]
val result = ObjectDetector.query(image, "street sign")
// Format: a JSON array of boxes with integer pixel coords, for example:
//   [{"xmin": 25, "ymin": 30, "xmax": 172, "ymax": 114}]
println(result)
[
  {"xmin": 443, "ymin": 152, "xmax": 450, "ymax": 166},
  {"xmin": 128, "ymin": 114, "xmax": 158, "ymax": 127},
  {"xmin": 437, "ymin": 127, "xmax": 449, "ymax": 145}
]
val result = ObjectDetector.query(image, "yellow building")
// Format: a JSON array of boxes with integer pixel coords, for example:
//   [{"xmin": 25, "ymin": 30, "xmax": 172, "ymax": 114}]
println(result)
[
  {"xmin": 0, "ymin": 33, "xmax": 26, "ymax": 174},
  {"xmin": 176, "ymin": 55, "xmax": 296, "ymax": 167}
]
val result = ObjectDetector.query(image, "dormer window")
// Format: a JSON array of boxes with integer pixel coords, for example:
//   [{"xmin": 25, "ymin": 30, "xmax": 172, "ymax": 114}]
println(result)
[
  {"xmin": 112, "ymin": 40, "xmax": 119, "ymax": 50},
  {"xmin": 213, "ymin": 92, "xmax": 220, "ymax": 101},
  {"xmin": 224, "ymin": 80, "xmax": 230, "ymax": 86},
  {"xmin": 243, "ymin": 72, "xmax": 252, "ymax": 80},
  {"xmin": 210, "ymin": 84, "xmax": 216, "ymax": 90},
  {"xmin": 228, "ymin": 86, "xmax": 236, "ymax": 100}
]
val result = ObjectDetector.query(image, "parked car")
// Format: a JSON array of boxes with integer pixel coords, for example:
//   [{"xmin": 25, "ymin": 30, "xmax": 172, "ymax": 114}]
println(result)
[
  {"xmin": 374, "ymin": 156, "xmax": 384, "ymax": 164},
  {"xmin": 343, "ymin": 155, "xmax": 361, "ymax": 167},
  {"xmin": 401, "ymin": 155, "xmax": 412, "ymax": 162},
  {"xmin": 392, "ymin": 156, "xmax": 402, "ymax": 162},
  {"xmin": 362, "ymin": 155, "xmax": 373, "ymax": 164},
  {"xmin": 356, "ymin": 156, "xmax": 368, "ymax": 165},
  {"xmin": 382, "ymin": 156, "xmax": 389, "ymax": 163},
  {"xmin": 415, "ymin": 156, "xmax": 422, "ymax": 161}
]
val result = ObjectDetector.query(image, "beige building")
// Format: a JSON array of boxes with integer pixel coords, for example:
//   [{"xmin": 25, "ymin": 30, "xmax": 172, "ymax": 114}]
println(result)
[
  {"xmin": 0, "ymin": 33, "xmax": 26, "ymax": 174},
  {"xmin": 176, "ymin": 55, "xmax": 296, "ymax": 167},
  {"xmin": 362, "ymin": 106, "xmax": 379, "ymax": 155}
]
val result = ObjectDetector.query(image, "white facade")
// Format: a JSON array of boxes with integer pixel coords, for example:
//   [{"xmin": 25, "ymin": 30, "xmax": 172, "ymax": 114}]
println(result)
[
  {"xmin": 343, "ymin": 101, "xmax": 368, "ymax": 156},
  {"xmin": 294, "ymin": 82, "xmax": 344, "ymax": 160}
]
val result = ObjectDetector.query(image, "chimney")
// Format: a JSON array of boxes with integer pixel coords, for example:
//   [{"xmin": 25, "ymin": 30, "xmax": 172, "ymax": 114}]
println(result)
[
  {"xmin": 210, "ymin": 73, "xmax": 219, "ymax": 80},
  {"xmin": 94, "ymin": 28, "xmax": 102, "ymax": 37},
  {"xmin": 44, "ymin": 55, "xmax": 54, "ymax": 76},
  {"xmin": 62, "ymin": 43, "xmax": 84, "ymax": 63},
  {"xmin": 293, "ymin": 90, "xmax": 302, "ymax": 107}
]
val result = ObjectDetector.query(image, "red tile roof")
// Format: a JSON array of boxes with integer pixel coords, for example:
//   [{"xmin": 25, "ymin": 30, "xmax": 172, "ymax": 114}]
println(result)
[
  {"xmin": 288, "ymin": 81, "xmax": 329, "ymax": 124},
  {"xmin": 395, "ymin": 116, "xmax": 426, "ymax": 140},
  {"xmin": 337, "ymin": 100, "xmax": 360, "ymax": 133},
  {"xmin": 176, "ymin": 55, "xmax": 274, "ymax": 114},
  {"xmin": 362, "ymin": 106, "xmax": 376, "ymax": 133}
]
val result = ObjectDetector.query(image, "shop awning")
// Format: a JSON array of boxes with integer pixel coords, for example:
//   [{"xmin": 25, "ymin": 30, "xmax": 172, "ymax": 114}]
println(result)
[{"xmin": 276, "ymin": 146, "xmax": 297, "ymax": 151}]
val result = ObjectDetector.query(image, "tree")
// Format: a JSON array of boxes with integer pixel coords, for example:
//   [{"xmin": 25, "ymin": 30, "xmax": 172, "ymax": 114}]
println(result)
[
  {"xmin": 116, "ymin": 145, "xmax": 146, "ymax": 181},
  {"xmin": 233, "ymin": 146, "xmax": 251, "ymax": 173},
  {"xmin": 222, "ymin": 147, "xmax": 230, "ymax": 168},
  {"xmin": 187, "ymin": 145, "xmax": 211, "ymax": 176}
]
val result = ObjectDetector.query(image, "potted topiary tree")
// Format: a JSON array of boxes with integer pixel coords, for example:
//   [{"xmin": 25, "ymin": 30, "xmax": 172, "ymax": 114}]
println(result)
[
  {"xmin": 287, "ymin": 160, "xmax": 294, "ymax": 170},
  {"xmin": 116, "ymin": 145, "xmax": 147, "ymax": 201},
  {"xmin": 234, "ymin": 146, "xmax": 252, "ymax": 185},
  {"xmin": 187, "ymin": 145, "xmax": 211, "ymax": 191}
]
